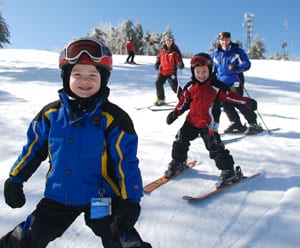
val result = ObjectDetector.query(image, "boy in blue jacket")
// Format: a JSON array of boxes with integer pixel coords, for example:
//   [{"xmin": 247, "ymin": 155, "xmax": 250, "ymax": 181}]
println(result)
[{"xmin": 0, "ymin": 38, "xmax": 151, "ymax": 248}]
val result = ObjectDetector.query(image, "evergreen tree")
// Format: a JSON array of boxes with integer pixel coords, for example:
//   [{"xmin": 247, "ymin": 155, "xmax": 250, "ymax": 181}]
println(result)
[
  {"xmin": 248, "ymin": 34, "xmax": 266, "ymax": 59},
  {"xmin": 133, "ymin": 22, "xmax": 143, "ymax": 55},
  {"xmin": 0, "ymin": 13, "xmax": 10, "ymax": 48}
]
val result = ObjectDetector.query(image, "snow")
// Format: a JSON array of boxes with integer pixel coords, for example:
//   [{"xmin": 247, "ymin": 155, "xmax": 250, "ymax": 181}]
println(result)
[{"xmin": 1, "ymin": 49, "xmax": 300, "ymax": 248}]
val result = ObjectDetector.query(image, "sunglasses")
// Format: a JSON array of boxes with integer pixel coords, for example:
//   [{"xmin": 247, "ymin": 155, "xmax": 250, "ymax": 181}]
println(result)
[
  {"xmin": 190, "ymin": 56, "xmax": 212, "ymax": 68},
  {"xmin": 63, "ymin": 39, "xmax": 106, "ymax": 64}
]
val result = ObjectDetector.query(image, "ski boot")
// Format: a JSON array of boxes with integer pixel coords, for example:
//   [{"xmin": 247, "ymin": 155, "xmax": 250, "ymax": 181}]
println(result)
[
  {"xmin": 216, "ymin": 166, "xmax": 244, "ymax": 188},
  {"xmin": 224, "ymin": 121, "xmax": 247, "ymax": 134},
  {"xmin": 244, "ymin": 123, "xmax": 264, "ymax": 135},
  {"xmin": 154, "ymin": 98, "xmax": 165, "ymax": 106},
  {"xmin": 164, "ymin": 160, "xmax": 187, "ymax": 178}
]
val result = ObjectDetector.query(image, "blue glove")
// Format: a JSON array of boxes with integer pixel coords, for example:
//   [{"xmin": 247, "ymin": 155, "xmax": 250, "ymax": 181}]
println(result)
[{"xmin": 154, "ymin": 63, "xmax": 160, "ymax": 70}]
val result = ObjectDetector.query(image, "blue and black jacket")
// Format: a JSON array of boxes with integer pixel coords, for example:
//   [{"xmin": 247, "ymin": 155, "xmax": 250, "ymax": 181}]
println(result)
[
  {"xmin": 9, "ymin": 89, "xmax": 143, "ymax": 206},
  {"xmin": 212, "ymin": 42, "xmax": 251, "ymax": 87}
]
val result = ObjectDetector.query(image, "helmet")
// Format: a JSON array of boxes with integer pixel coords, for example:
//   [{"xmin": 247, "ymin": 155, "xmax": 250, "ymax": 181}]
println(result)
[
  {"xmin": 190, "ymin": 53, "xmax": 213, "ymax": 75},
  {"xmin": 164, "ymin": 34, "xmax": 174, "ymax": 41},
  {"xmin": 59, "ymin": 37, "xmax": 113, "ymax": 99},
  {"xmin": 59, "ymin": 37, "xmax": 112, "ymax": 71}
]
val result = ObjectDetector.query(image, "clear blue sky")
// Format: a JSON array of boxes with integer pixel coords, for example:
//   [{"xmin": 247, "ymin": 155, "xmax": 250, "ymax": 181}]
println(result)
[{"xmin": 1, "ymin": 0, "xmax": 299, "ymax": 59}]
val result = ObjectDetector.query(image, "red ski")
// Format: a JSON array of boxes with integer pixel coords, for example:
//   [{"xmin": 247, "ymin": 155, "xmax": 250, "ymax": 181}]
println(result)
[
  {"xmin": 182, "ymin": 172, "xmax": 261, "ymax": 201},
  {"xmin": 143, "ymin": 161, "xmax": 197, "ymax": 193}
]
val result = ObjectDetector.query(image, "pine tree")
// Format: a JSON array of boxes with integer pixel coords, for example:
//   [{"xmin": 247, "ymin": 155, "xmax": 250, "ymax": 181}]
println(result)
[
  {"xmin": 0, "ymin": 13, "xmax": 10, "ymax": 47},
  {"xmin": 248, "ymin": 34, "xmax": 266, "ymax": 59}
]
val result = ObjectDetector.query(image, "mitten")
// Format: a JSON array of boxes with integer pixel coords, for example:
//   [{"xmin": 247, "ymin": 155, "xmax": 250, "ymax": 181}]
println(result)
[
  {"xmin": 166, "ymin": 111, "xmax": 178, "ymax": 125},
  {"xmin": 4, "ymin": 178, "xmax": 26, "ymax": 208},
  {"xmin": 228, "ymin": 64, "xmax": 239, "ymax": 71},
  {"xmin": 110, "ymin": 201, "xmax": 141, "ymax": 238},
  {"xmin": 178, "ymin": 62, "xmax": 185, "ymax": 69},
  {"xmin": 247, "ymin": 98, "xmax": 257, "ymax": 111},
  {"xmin": 154, "ymin": 63, "xmax": 160, "ymax": 70}
]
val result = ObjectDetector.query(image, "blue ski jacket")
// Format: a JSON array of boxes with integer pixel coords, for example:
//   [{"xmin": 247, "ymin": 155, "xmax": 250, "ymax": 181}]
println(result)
[
  {"xmin": 212, "ymin": 42, "xmax": 251, "ymax": 86},
  {"xmin": 9, "ymin": 89, "xmax": 143, "ymax": 206}
]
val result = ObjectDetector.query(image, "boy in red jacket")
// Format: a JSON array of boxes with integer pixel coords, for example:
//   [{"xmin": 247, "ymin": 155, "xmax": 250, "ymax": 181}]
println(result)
[{"xmin": 165, "ymin": 53, "xmax": 256, "ymax": 187}]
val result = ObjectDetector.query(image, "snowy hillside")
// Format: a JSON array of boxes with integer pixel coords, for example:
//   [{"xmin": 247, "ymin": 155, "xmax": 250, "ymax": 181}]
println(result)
[{"xmin": 0, "ymin": 49, "xmax": 300, "ymax": 248}]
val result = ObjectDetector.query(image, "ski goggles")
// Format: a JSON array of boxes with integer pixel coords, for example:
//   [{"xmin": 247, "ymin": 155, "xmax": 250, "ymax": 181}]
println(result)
[
  {"xmin": 63, "ymin": 38, "xmax": 106, "ymax": 64},
  {"xmin": 190, "ymin": 55, "xmax": 212, "ymax": 68}
]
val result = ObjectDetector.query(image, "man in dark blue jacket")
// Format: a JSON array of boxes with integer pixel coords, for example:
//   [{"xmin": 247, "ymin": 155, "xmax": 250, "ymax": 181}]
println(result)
[
  {"xmin": 212, "ymin": 32, "xmax": 261, "ymax": 135},
  {"xmin": 0, "ymin": 38, "xmax": 151, "ymax": 248}
]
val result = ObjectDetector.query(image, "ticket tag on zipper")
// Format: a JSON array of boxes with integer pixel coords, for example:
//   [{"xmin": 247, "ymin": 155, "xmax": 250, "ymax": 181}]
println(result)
[{"xmin": 90, "ymin": 197, "xmax": 112, "ymax": 219}]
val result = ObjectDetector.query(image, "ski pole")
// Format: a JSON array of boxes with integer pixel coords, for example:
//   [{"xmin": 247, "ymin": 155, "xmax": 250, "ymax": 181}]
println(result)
[
  {"xmin": 244, "ymin": 87, "xmax": 271, "ymax": 135},
  {"xmin": 176, "ymin": 68, "xmax": 183, "ymax": 97}
]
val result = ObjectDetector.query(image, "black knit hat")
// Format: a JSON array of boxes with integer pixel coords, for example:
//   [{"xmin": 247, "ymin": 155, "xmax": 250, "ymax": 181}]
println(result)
[{"xmin": 219, "ymin": 32, "xmax": 231, "ymax": 39}]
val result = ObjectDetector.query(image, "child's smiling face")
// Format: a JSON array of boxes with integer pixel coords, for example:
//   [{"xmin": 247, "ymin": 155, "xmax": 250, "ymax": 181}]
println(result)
[
  {"xmin": 194, "ymin": 66, "xmax": 209, "ymax": 83},
  {"xmin": 69, "ymin": 64, "xmax": 101, "ymax": 98}
]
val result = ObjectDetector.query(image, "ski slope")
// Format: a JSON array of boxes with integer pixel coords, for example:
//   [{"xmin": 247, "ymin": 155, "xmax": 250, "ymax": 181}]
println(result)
[{"xmin": 0, "ymin": 49, "xmax": 299, "ymax": 247}]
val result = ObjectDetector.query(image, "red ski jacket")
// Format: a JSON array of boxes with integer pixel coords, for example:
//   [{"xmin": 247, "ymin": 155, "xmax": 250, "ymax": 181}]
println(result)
[
  {"xmin": 156, "ymin": 44, "xmax": 183, "ymax": 75},
  {"xmin": 174, "ymin": 79, "xmax": 249, "ymax": 128},
  {"xmin": 126, "ymin": 40, "xmax": 135, "ymax": 52}
]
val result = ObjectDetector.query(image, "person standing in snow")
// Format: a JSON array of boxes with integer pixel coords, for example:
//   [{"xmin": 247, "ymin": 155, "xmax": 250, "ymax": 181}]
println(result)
[
  {"xmin": 125, "ymin": 38, "xmax": 136, "ymax": 64},
  {"xmin": 211, "ymin": 32, "xmax": 261, "ymax": 135},
  {"xmin": 164, "ymin": 53, "xmax": 257, "ymax": 187},
  {"xmin": 154, "ymin": 34, "xmax": 185, "ymax": 106},
  {"xmin": 0, "ymin": 37, "xmax": 151, "ymax": 248}
]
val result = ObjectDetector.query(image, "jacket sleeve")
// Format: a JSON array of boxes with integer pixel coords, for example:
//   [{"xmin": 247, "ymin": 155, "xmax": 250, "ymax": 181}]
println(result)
[
  {"xmin": 218, "ymin": 89, "xmax": 249, "ymax": 105},
  {"xmin": 235, "ymin": 48, "xmax": 251, "ymax": 73},
  {"xmin": 103, "ymin": 102, "xmax": 143, "ymax": 202},
  {"xmin": 9, "ymin": 109, "xmax": 50, "ymax": 183},
  {"xmin": 174, "ymin": 82, "xmax": 192, "ymax": 115}
]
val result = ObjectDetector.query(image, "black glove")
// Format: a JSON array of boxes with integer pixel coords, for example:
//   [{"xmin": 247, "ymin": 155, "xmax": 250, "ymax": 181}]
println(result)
[
  {"xmin": 178, "ymin": 62, "xmax": 185, "ymax": 69},
  {"xmin": 228, "ymin": 64, "xmax": 239, "ymax": 71},
  {"xmin": 166, "ymin": 111, "xmax": 178, "ymax": 125},
  {"xmin": 247, "ymin": 98, "xmax": 257, "ymax": 111},
  {"xmin": 4, "ymin": 178, "xmax": 26, "ymax": 208},
  {"xmin": 154, "ymin": 63, "xmax": 160, "ymax": 70},
  {"xmin": 110, "ymin": 201, "xmax": 141, "ymax": 238}
]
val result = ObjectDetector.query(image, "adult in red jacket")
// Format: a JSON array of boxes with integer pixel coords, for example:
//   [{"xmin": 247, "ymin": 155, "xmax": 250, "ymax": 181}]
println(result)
[
  {"xmin": 125, "ymin": 38, "xmax": 135, "ymax": 64},
  {"xmin": 154, "ymin": 34, "xmax": 184, "ymax": 106},
  {"xmin": 164, "ymin": 53, "xmax": 256, "ymax": 187}
]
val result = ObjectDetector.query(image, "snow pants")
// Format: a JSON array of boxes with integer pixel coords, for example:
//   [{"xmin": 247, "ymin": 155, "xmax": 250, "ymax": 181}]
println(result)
[
  {"xmin": 212, "ymin": 73, "xmax": 257, "ymax": 124},
  {"xmin": 171, "ymin": 121, "xmax": 234, "ymax": 170},
  {"xmin": 126, "ymin": 51, "xmax": 135, "ymax": 63},
  {"xmin": 0, "ymin": 198, "xmax": 148, "ymax": 248},
  {"xmin": 155, "ymin": 73, "xmax": 179, "ymax": 100}
]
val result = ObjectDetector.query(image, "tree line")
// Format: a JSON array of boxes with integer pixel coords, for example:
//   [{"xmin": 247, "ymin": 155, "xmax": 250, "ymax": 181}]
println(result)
[{"xmin": 87, "ymin": 19, "xmax": 286, "ymax": 60}]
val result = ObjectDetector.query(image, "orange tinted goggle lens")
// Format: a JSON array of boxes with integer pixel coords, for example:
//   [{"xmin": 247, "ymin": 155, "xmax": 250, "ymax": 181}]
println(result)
[
  {"xmin": 190, "ymin": 56, "xmax": 210, "ymax": 67},
  {"xmin": 65, "ymin": 40, "xmax": 103, "ymax": 61}
]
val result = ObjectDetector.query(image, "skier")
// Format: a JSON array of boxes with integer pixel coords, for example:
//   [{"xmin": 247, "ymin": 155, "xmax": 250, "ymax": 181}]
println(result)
[
  {"xmin": 0, "ymin": 37, "xmax": 151, "ymax": 248},
  {"xmin": 125, "ymin": 38, "xmax": 136, "ymax": 64},
  {"xmin": 164, "ymin": 53, "xmax": 256, "ymax": 187},
  {"xmin": 154, "ymin": 34, "xmax": 184, "ymax": 106},
  {"xmin": 211, "ymin": 31, "xmax": 262, "ymax": 134}
]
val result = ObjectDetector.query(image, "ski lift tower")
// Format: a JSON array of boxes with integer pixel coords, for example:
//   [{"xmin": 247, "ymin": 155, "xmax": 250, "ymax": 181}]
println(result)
[
  {"xmin": 243, "ymin": 12, "xmax": 254, "ymax": 52},
  {"xmin": 282, "ymin": 20, "xmax": 289, "ymax": 60}
]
